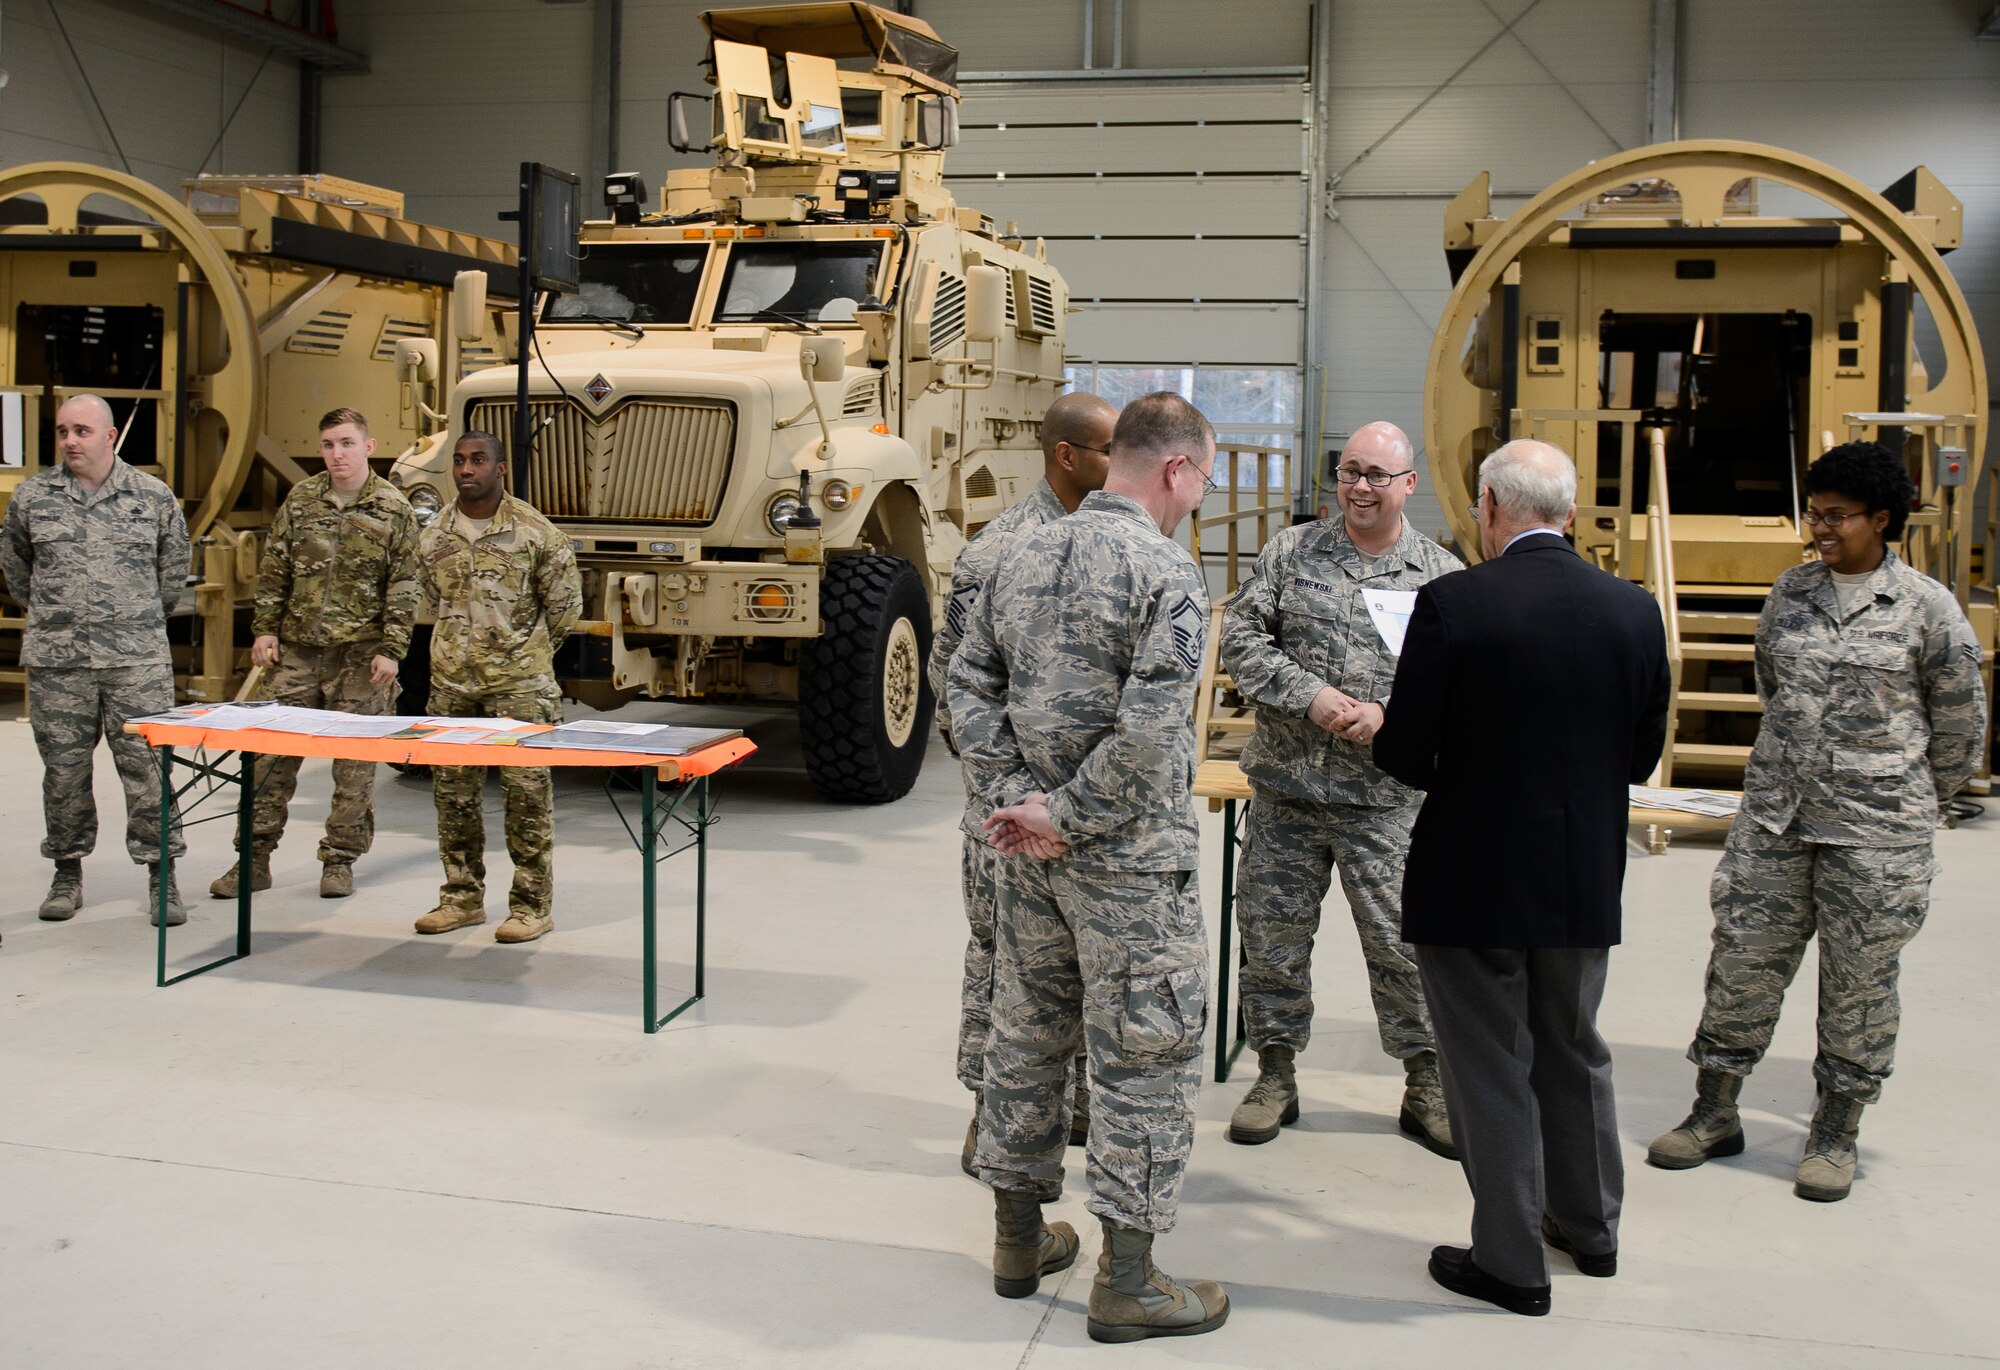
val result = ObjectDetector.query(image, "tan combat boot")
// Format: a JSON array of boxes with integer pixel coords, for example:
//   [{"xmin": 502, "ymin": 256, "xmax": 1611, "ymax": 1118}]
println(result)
[
  {"xmin": 495, "ymin": 911, "xmax": 553, "ymax": 943},
  {"xmin": 1398, "ymin": 1051, "xmax": 1459, "ymax": 1160},
  {"xmin": 992, "ymin": 1190, "xmax": 1079, "ymax": 1298},
  {"xmin": 208, "ymin": 854, "xmax": 271, "ymax": 900},
  {"xmin": 1795, "ymin": 1091, "xmax": 1865, "ymax": 1202},
  {"xmin": 1227, "ymin": 1045, "xmax": 1298, "ymax": 1145},
  {"xmin": 319, "ymin": 861, "xmax": 353, "ymax": 899},
  {"xmin": 415, "ymin": 905, "xmax": 486, "ymax": 935},
  {"xmin": 147, "ymin": 865, "xmax": 187, "ymax": 927},
  {"xmin": 38, "ymin": 860, "xmax": 83, "ymax": 921},
  {"xmin": 1647, "ymin": 1068, "xmax": 1747, "ymax": 1169},
  {"xmin": 1086, "ymin": 1222, "xmax": 1229, "ymax": 1343}
]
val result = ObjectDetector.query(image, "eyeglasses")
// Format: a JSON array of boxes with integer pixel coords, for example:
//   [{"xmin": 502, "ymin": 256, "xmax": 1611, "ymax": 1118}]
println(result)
[
  {"xmin": 1801, "ymin": 508, "xmax": 1867, "ymax": 529},
  {"xmin": 1336, "ymin": 467, "xmax": 1414, "ymax": 488},
  {"xmin": 1179, "ymin": 454, "xmax": 1220, "ymax": 494},
  {"xmin": 1072, "ymin": 443, "xmax": 1111, "ymax": 456}
]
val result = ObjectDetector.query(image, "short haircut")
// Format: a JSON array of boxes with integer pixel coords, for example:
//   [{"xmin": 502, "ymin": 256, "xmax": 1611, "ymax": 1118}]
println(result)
[
  {"xmin": 57, "ymin": 393, "xmax": 115, "ymax": 429},
  {"xmin": 1478, "ymin": 439, "xmax": 1577, "ymax": 525},
  {"xmin": 1806, "ymin": 441, "xmax": 1915, "ymax": 540},
  {"xmin": 456, "ymin": 428, "xmax": 507, "ymax": 463},
  {"xmin": 1109, "ymin": 392, "xmax": 1215, "ymax": 468},
  {"xmin": 1041, "ymin": 391, "xmax": 1116, "ymax": 460},
  {"xmin": 319, "ymin": 406, "xmax": 370, "ymax": 435}
]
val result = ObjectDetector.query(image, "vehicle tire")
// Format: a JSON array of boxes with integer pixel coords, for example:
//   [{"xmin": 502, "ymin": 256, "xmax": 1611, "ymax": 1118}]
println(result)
[
  {"xmin": 798, "ymin": 554, "xmax": 934, "ymax": 804},
  {"xmin": 390, "ymin": 624, "xmax": 433, "ymax": 776}
]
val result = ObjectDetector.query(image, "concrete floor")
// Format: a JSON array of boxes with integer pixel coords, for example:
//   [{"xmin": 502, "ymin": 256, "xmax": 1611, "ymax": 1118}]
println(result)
[{"xmin": 2, "ymin": 701, "xmax": 1996, "ymax": 1369}]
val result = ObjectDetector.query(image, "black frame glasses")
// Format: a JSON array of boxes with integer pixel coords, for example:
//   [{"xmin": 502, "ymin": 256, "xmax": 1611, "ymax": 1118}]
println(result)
[{"xmin": 1335, "ymin": 467, "xmax": 1415, "ymax": 488}]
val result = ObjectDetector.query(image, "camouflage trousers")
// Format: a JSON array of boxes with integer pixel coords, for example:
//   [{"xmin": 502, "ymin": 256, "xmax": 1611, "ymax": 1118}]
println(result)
[
  {"xmin": 1235, "ymin": 792, "xmax": 1432, "ymax": 1060},
  {"xmin": 975, "ymin": 857, "xmax": 1208, "ymax": 1233},
  {"xmin": 429, "ymin": 682, "xmax": 563, "ymax": 918},
  {"xmin": 242, "ymin": 640, "xmax": 394, "ymax": 864},
  {"xmin": 1690, "ymin": 819, "xmax": 1936, "ymax": 1105},
  {"xmin": 958, "ymin": 832, "xmax": 1089, "ymax": 1099},
  {"xmin": 30, "ymin": 663, "xmax": 183, "ymax": 864}
]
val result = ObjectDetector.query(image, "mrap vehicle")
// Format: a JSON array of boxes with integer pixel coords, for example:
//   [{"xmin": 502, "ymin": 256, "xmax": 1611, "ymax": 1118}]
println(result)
[{"xmin": 392, "ymin": 3, "xmax": 1071, "ymax": 803}]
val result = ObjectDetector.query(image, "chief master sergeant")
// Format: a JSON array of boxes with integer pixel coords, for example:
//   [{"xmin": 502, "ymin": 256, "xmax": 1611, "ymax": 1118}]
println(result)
[
  {"xmin": 948, "ymin": 391, "xmax": 1229, "ymax": 1344},
  {"xmin": 209, "ymin": 407, "xmax": 420, "ymax": 902},
  {"xmin": 2, "ymin": 393, "xmax": 190, "ymax": 928},
  {"xmin": 415, "ymin": 429, "xmax": 581, "ymax": 944},
  {"xmin": 1219, "ymin": 420, "xmax": 1463, "ymax": 1156},
  {"xmin": 929, "ymin": 389, "xmax": 1118, "ymax": 1168}
]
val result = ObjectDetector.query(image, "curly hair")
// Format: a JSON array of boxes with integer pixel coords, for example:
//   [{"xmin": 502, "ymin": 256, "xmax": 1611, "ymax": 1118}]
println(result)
[{"xmin": 1804, "ymin": 442, "xmax": 1916, "ymax": 541}]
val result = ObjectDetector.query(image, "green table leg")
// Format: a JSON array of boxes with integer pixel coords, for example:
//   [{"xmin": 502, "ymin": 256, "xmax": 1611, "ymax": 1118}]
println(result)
[
  {"xmin": 155, "ymin": 745, "xmax": 174, "ymax": 987},
  {"xmin": 156, "ymin": 745, "xmax": 256, "ymax": 987},
  {"xmin": 641, "ymin": 768, "xmax": 708, "ymax": 1033},
  {"xmin": 1214, "ymin": 797, "xmax": 1249, "ymax": 1084}
]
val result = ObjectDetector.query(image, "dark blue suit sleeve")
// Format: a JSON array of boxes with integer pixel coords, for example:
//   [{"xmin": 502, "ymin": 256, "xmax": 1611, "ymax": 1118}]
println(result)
[
  {"xmin": 1630, "ymin": 604, "xmax": 1672, "ymax": 784},
  {"xmin": 1372, "ymin": 581, "xmax": 1449, "ymax": 791}
]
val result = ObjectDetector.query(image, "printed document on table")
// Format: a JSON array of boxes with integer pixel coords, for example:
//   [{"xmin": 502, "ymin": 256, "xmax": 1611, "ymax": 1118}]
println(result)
[
  {"xmin": 420, "ymin": 717, "xmax": 529, "ymax": 731},
  {"xmin": 178, "ymin": 703, "xmax": 291, "ymax": 731},
  {"xmin": 1361, "ymin": 589, "xmax": 1418, "ymax": 656},
  {"xmin": 310, "ymin": 715, "xmax": 432, "ymax": 739},
  {"xmin": 560, "ymin": 718, "xmax": 671, "ymax": 736}
]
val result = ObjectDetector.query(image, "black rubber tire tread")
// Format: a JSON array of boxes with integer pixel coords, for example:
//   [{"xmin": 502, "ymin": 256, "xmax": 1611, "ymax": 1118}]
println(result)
[{"xmin": 798, "ymin": 554, "xmax": 934, "ymax": 804}]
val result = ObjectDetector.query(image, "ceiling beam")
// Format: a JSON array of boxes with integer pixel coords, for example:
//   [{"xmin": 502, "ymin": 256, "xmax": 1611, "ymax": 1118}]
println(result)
[{"xmin": 140, "ymin": 0, "xmax": 368, "ymax": 71}]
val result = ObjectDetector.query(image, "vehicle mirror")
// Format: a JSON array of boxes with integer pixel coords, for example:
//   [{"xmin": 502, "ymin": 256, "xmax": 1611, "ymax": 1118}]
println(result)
[
  {"xmin": 450, "ymin": 270, "xmax": 488, "ymax": 342},
  {"xmin": 916, "ymin": 96, "xmax": 957, "ymax": 151},
  {"xmin": 966, "ymin": 265, "xmax": 1005, "ymax": 343},
  {"xmin": 394, "ymin": 338, "xmax": 439, "ymax": 385},
  {"xmin": 668, "ymin": 92, "xmax": 712, "ymax": 154},
  {"xmin": 803, "ymin": 337, "xmax": 847, "ymax": 382}
]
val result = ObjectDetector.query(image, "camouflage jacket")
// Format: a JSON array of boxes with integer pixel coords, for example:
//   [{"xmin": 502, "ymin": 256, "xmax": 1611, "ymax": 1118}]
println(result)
[
  {"xmin": 1222, "ymin": 516, "xmax": 1461, "ymax": 806},
  {"xmin": 0, "ymin": 459, "xmax": 189, "ymax": 669},
  {"xmin": 929, "ymin": 478, "xmax": 1069, "ymax": 833},
  {"xmin": 418, "ymin": 494, "xmax": 582, "ymax": 696},
  {"xmin": 1744, "ymin": 551, "xmax": 1988, "ymax": 846},
  {"xmin": 253, "ymin": 472, "xmax": 421, "ymax": 659},
  {"xmin": 946, "ymin": 491, "xmax": 1208, "ymax": 871}
]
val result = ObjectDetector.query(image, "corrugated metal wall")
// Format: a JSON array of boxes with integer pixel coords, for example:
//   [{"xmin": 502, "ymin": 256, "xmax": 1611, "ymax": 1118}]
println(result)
[{"xmin": 0, "ymin": 0, "xmax": 300, "ymax": 197}]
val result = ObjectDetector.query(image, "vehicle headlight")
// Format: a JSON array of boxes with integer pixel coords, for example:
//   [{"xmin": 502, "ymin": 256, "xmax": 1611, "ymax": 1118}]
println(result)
[
  {"xmin": 765, "ymin": 491, "xmax": 805, "ymax": 534},
  {"xmin": 407, "ymin": 485, "xmax": 445, "ymax": 525},
  {"xmin": 821, "ymin": 479, "xmax": 856, "ymax": 511}
]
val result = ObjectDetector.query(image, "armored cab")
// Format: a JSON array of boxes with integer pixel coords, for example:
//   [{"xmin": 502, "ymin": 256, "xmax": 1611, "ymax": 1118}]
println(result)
[
  {"xmin": 0, "ymin": 164, "xmax": 514, "ymax": 704},
  {"xmin": 1426, "ymin": 140, "xmax": 1992, "ymax": 789},
  {"xmin": 394, "ymin": 3, "xmax": 1070, "ymax": 803}
]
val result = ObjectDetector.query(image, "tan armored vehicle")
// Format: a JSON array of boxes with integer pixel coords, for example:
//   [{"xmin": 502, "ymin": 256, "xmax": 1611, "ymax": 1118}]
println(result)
[
  {"xmin": 1425, "ymin": 139, "xmax": 1993, "ymax": 788},
  {"xmin": 0, "ymin": 163, "xmax": 512, "ymax": 704},
  {"xmin": 391, "ymin": 3, "xmax": 1069, "ymax": 802}
]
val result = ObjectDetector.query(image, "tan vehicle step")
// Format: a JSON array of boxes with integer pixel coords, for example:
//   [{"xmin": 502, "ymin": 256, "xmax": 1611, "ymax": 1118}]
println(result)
[
  {"xmin": 1671, "ymin": 742, "xmax": 1753, "ymax": 767},
  {"xmin": 1676, "ymin": 611, "xmax": 1762, "ymax": 635},
  {"xmin": 1676, "ymin": 691, "xmax": 1763, "ymax": 713},
  {"xmin": 1681, "ymin": 642, "xmax": 1756, "ymax": 662},
  {"xmin": 1676, "ymin": 583, "xmax": 1775, "ymax": 598}
]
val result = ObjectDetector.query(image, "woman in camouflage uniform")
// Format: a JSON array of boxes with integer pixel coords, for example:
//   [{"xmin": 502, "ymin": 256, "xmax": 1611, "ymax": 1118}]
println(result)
[{"xmin": 1649, "ymin": 443, "xmax": 1988, "ymax": 1201}]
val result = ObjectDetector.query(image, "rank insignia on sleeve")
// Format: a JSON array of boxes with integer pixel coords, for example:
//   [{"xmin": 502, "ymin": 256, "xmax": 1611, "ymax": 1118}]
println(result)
[
  {"xmin": 1169, "ymin": 593, "xmax": 1205, "ymax": 673},
  {"xmin": 947, "ymin": 582, "xmax": 980, "ymax": 636},
  {"xmin": 1962, "ymin": 641, "xmax": 1983, "ymax": 663}
]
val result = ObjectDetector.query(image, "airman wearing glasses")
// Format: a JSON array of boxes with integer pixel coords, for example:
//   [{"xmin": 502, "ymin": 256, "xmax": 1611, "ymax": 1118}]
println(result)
[
  {"xmin": 1217, "ymin": 420, "xmax": 1464, "ymax": 1156},
  {"xmin": 1650, "ymin": 441, "xmax": 1986, "ymax": 1203}
]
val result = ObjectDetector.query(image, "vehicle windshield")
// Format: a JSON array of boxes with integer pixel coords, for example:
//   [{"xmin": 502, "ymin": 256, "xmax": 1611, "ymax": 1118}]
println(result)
[
  {"xmin": 713, "ymin": 241, "xmax": 885, "ymax": 325},
  {"xmin": 545, "ymin": 243, "xmax": 708, "ymax": 325}
]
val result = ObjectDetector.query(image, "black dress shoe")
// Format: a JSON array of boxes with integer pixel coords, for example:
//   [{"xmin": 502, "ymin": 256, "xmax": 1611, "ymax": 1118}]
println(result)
[
  {"xmin": 1540, "ymin": 1214, "xmax": 1617, "ymax": 1277},
  {"xmin": 1427, "ymin": 1246, "xmax": 1550, "ymax": 1316}
]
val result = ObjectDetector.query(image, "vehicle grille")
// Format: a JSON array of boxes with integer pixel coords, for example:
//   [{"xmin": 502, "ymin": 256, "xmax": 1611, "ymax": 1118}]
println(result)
[{"xmin": 464, "ymin": 398, "xmax": 735, "ymax": 524}]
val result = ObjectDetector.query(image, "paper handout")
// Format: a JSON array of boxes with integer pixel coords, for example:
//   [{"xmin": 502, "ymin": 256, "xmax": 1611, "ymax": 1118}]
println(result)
[{"xmin": 1361, "ymin": 588, "xmax": 1418, "ymax": 656}]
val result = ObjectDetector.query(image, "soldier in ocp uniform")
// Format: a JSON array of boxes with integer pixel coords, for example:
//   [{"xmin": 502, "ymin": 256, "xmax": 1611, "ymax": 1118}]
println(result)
[
  {"xmin": 209, "ymin": 408, "xmax": 420, "ymax": 901},
  {"xmin": 1650, "ymin": 443, "xmax": 1988, "ymax": 1202},
  {"xmin": 2, "ymin": 394, "xmax": 190, "ymax": 930},
  {"xmin": 947, "ymin": 392, "xmax": 1229, "ymax": 1345},
  {"xmin": 414, "ymin": 430, "xmax": 582, "ymax": 944},
  {"xmin": 929, "ymin": 389, "xmax": 1117, "ymax": 1174},
  {"xmin": 1218, "ymin": 421, "xmax": 1463, "ymax": 1156}
]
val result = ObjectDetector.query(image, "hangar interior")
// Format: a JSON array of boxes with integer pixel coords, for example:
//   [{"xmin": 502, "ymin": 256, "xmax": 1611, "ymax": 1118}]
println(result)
[{"xmin": 2, "ymin": 1, "xmax": 1998, "ymax": 1366}]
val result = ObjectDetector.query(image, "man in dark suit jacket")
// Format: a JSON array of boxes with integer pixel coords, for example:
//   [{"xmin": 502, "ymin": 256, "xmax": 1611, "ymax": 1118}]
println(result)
[{"xmin": 1369, "ymin": 439, "xmax": 1670, "ymax": 1316}]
